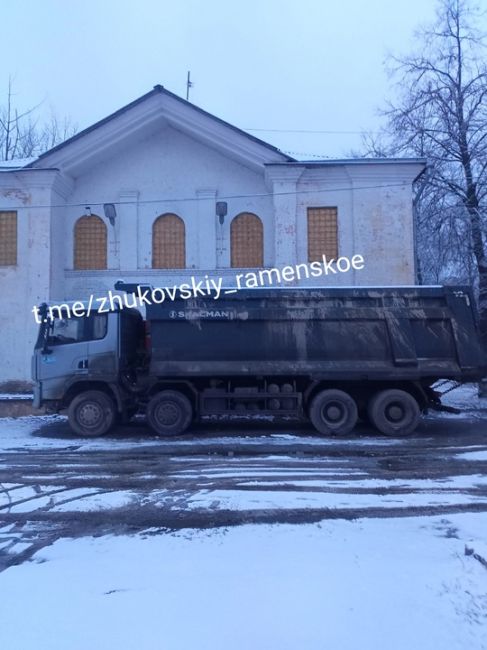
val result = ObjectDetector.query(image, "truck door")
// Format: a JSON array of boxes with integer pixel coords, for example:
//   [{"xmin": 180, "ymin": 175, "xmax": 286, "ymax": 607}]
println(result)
[
  {"xmin": 86, "ymin": 312, "xmax": 118, "ymax": 377},
  {"xmin": 38, "ymin": 314, "xmax": 89, "ymax": 382}
]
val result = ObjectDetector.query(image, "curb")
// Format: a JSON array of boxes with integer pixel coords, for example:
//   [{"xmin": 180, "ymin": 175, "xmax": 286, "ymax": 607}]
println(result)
[{"xmin": 0, "ymin": 397, "xmax": 44, "ymax": 418}]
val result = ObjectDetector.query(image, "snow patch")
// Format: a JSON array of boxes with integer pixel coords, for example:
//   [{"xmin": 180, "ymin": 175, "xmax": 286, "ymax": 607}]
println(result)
[{"xmin": 0, "ymin": 516, "xmax": 486, "ymax": 650}]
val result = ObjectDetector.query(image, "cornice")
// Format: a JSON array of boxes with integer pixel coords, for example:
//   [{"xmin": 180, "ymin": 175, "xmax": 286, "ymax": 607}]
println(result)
[
  {"xmin": 0, "ymin": 169, "xmax": 60, "ymax": 192},
  {"xmin": 264, "ymin": 166, "xmax": 305, "ymax": 186}
]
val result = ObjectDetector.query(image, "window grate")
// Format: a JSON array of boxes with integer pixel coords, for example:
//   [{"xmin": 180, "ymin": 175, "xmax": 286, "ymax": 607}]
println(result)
[
  {"xmin": 231, "ymin": 213, "xmax": 264, "ymax": 268},
  {"xmin": 152, "ymin": 213, "xmax": 185, "ymax": 269},
  {"xmin": 0, "ymin": 211, "xmax": 17, "ymax": 265},
  {"xmin": 74, "ymin": 215, "xmax": 107, "ymax": 270},
  {"xmin": 307, "ymin": 207, "xmax": 338, "ymax": 262}
]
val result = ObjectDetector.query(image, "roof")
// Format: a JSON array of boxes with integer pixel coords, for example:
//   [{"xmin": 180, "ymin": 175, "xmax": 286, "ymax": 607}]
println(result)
[
  {"xmin": 8, "ymin": 90, "xmax": 427, "ymax": 179},
  {"xmin": 265, "ymin": 157, "xmax": 427, "ymax": 166},
  {"xmin": 265, "ymin": 157, "xmax": 427, "ymax": 182},
  {"xmin": 27, "ymin": 85, "xmax": 295, "ymax": 168}
]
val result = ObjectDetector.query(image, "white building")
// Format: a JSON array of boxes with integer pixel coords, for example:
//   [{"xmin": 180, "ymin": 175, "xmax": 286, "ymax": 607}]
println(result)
[{"xmin": 0, "ymin": 85, "xmax": 425, "ymax": 387}]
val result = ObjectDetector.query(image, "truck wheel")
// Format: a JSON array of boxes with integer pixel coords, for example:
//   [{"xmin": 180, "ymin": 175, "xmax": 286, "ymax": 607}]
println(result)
[
  {"xmin": 367, "ymin": 389, "xmax": 420, "ymax": 436},
  {"xmin": 146, "ymin": 390, "xmax": 192, "ymax": 436},
  {"xmin": 309, "ymin": 389, "xmax": 358, "ymax": 435},
  {"xmin": 68, "ymin": 390, "xmax": 116, "ymax": 437}
]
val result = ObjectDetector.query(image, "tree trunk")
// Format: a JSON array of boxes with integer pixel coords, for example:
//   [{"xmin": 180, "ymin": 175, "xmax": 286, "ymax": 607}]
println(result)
[{"xmin": 468, "ymin": 207, "xmax": 487, "ymax": 396}]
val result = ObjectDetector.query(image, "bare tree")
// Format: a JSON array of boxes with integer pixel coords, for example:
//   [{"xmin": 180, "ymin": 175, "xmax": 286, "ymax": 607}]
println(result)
[
  {"xmin": 369, "ymin": 0, "xmax": 487, "ymax": 360},
  {"xmin": 0, "ymin": 77, "xmax": 77, "ymax": 161},
  {"xmin": 36, "ymin": 110, "xmax": 78, "ymax": 153}
]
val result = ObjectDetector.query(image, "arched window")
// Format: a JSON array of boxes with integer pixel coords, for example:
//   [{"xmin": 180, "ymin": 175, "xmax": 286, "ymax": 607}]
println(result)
[
  {"xmin": 231, "ymin": 212, "xmax": 263, "ymax": 268},
  {"xmin": 152, "ymin": 213, "xmax": 185, "ymax": 269},
  {"xmin": 74, "ymin": 215, "xmax": 107, "ymax": 270}
]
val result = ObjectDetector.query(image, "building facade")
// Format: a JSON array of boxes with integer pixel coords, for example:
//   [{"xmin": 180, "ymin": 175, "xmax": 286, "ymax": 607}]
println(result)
[{"xmin": 0, "ymin": 85, "xmax": 425, "ymax": 386}]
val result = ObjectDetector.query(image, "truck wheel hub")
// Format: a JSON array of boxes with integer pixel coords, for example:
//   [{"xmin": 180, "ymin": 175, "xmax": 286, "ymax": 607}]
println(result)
[
  {"xmin": 386, "ymin": 403, "xmax": 404, "ymax": 422},
  {"xmin": 155, "ymin": 402, "xmax": 179, "ymax": 426},
  {"xmin": 78, "ymin": 403, "xmax": 103, "ymax": 427},
  {"xmin": 323, "ymin": 402, "xmax": 344, "ymax": 423}
]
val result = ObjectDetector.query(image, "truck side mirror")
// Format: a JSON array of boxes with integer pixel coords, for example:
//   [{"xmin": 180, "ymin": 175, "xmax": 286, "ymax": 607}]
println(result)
[{"xmin": 39, "ymin": 303, "xmax": 53, "ymax": 355}]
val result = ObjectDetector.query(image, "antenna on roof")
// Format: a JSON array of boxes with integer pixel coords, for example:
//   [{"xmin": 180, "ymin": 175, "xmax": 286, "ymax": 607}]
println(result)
[{"xmin": 186, "ymin": 71, "xmax": 193, "ymax": 101}]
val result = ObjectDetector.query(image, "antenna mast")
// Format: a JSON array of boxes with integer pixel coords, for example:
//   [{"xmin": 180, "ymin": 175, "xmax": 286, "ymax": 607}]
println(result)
[{"xmin": 186, "ymin": 71, "xmax": 193, "ymax": 101}]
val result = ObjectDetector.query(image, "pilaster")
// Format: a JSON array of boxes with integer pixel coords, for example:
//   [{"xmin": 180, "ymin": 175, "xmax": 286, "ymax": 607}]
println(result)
[
  {"xmin": 196, "ymin": 189, "xmax": 217, "ymax": 269},
  {"xmin": 118, "ymin": 190, "xmax": 139, "ymax": 270}
]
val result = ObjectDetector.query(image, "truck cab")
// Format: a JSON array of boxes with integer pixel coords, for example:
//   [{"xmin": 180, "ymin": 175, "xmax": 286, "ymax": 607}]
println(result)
[{"xmin": 32, "ymin": 303, "xmax": 145, "ymax": 435}]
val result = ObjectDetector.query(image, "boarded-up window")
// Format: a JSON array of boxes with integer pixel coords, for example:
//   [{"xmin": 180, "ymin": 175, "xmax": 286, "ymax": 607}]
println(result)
[
  {"xmin": 231, "ymin": 213, "xmax": 264, "ymax": 268},
  {"xmin": 0, "ymin": 211, "xmax": 17, "ymax": 265},
  {"xmin": 74, "ymin": 215, "xmax": 107, "ymax": 270},
  {"xmin": 152, "ymin": 214, "xmax": 185, "ymax": 269},
  {"xmin": 307, "ymin": 207, "xmax": 338, "ymax": 262}
]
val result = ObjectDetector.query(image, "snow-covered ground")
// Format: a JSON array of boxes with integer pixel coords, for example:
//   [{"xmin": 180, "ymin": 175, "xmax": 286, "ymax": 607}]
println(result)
[
  {"xmin": 0, "ymin": 414, "xmax": 165, "ymax": 451},
  {"xmin": 1, "ymin": 515, "xmax": 486, "ymax": 650},
  {"xmin": 0, "ymin": 413, "xmax": 415, "ymax": 452},
  {"xmin": 2, "ymin": 470, "xmax": 487, "ymax": 515},
  {"xmin": 430, "ymin": 382, "xmax": 487, "ymax": 418},
  {"xmin": 0, "ymin": 384, "xmax": 486, "ymax": 648},
  {"xmin": 0, "ymin": 393, "xmax": 32, "ymax": 400}
]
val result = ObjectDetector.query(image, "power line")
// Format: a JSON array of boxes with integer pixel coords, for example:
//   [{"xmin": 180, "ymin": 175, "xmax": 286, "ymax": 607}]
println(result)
[
  {"xmin": 2, "ymin": 181, "xmax": 481, "ymax": 214},
  {"xmin": 1, "ymin": 181, "xmax": 412, "ymax": 211},
  {"xmin": 246, "ymin": 128, "xmax": 379, "ymax": 135}
]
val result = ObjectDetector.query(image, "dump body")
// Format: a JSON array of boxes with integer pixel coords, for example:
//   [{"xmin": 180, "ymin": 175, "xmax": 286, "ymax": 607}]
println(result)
[{"xmin": 145, "ymin": 286, "xmax": 486, "ymax": 382}]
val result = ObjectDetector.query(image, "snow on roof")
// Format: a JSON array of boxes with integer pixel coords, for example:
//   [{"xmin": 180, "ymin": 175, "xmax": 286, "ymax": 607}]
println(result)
[
  {"xmin": 266, "ymin": 157, "xmax": 427, "ymax": 166},
  {"xmin": 0, "ymin": 157, "xmax": 37, "ymax": 171}
]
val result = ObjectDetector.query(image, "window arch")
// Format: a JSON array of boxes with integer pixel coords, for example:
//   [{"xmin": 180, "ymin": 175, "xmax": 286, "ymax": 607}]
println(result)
[
  {"xmin": 231, "ymin": 212, "xmax": 263, "ymax": 268},
  {"xmin": 74, "ymin": 215, "xmax": 107, "ymax": 270},
  {"xmin": 152, "ymin": 213, "xmax": 185, "ymax": 269}
]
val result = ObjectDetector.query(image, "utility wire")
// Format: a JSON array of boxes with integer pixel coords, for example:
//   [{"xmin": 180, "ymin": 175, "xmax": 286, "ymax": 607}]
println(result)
[
  {"xmin": 246, "ymin": 128, "xmax": 379, "ymax": 135},
  {"xmin": 1, "ymin": 181, "xmax": 412, "ymax": 211}
]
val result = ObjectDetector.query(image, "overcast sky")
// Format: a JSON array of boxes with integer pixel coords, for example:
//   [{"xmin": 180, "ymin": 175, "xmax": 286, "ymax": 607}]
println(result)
[{"xmin": 2, "ymin": 0, "xmax": 485, "ymax": 158}]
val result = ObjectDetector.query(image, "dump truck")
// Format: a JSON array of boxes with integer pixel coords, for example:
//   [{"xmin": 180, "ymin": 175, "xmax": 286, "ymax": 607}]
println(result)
[{"xmin": 32, "ymin": 284, "xmax": 486, "ymax": 438}]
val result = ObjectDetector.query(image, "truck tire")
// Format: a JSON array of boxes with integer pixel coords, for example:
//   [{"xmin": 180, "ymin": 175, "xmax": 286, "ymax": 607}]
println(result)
[
  {"xmin": 146, "ymin": 390, "xmax": 192, "ymax": 436},
  {"xmin": 367, "ymin": 389, "xmax": 420, "ymax": 436},
  {"xmin": 309, "ymin": 389, "xmax": 358, "ymax": 435},
  {"xmin": 68, "ymin": 390, "xmax": 116, "ymax": 437}
]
